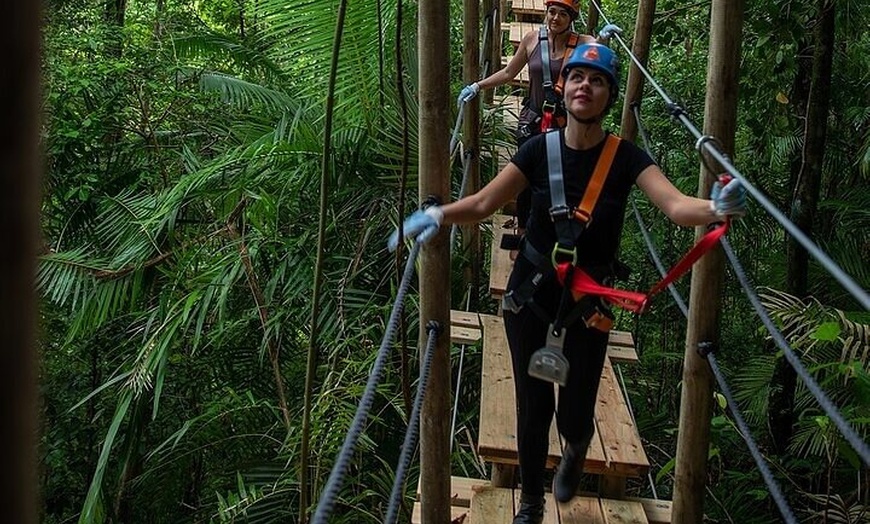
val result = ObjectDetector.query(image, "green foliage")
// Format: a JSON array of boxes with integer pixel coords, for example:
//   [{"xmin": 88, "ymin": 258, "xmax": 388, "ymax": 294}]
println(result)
[{"xmin": 40, "ymin": 0, "xmax": 870, "ymax": 523}]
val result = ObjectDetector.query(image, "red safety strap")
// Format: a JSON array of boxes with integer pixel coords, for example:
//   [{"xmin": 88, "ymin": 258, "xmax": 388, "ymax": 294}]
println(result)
[
  {"xmin": 540, "ymin": 32, "xmax": 580, "ymax": 133},
  {"xmin": 556, "ymin": 219, "xmax": 730, "ymax": 313}
]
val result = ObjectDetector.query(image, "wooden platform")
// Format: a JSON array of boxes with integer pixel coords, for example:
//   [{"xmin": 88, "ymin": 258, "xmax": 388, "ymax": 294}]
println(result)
[
  {"xmin": 477, "ymin": 313, "xmax": 648, "ymax": 481},
  {"xmin": 511, "ymin": 0, "xmax": 546, "ymax": 18},
  {"xmin": 469, "ymin": 486, "xmax": 649, "ymax": 524},
  {"xmin": 412, "ymin": 477, "xmax": 671, "ymax": 524},
  {"xmin": 503, "ymin": 21, "xmax": 539, "ymax": 46}
]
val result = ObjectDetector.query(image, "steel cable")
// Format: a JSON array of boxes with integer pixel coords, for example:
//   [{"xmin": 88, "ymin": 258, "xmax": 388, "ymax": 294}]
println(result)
[
  {"xmin": 628, "ymin": 105, "xmax": 803, "ymax": 519},
  {"xmin": 588, "ymin": 0, "xmax": 869, "ymax": 310}
]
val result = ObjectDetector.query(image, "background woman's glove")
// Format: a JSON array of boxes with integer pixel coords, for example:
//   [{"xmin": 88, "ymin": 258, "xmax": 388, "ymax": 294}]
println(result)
[
  {"xmin": 598, "ymin": 23, "xmax": 623, "ymax": 41},
  {"xmin": 457, "ymin": 82, "xmax": 480, "ymax": 107},
  {"xmin": 710, "ymin": 177, "xmax": 747, "ymax": 217},
  {"xmin": 387, "ymin": 206, "xmax": 444, "ymax": 251}
]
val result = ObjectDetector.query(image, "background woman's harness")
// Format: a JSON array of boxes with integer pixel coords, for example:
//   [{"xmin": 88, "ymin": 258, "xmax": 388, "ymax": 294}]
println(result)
[{"xmin": 538, "ymin": 27, "xmax": 580, "ymax": 132}]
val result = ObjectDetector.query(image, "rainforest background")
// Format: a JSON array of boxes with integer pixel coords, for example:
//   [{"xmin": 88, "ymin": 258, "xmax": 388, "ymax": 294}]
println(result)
[{"xmin": 39, "ymin": 0, "xmax": 868, "ymax": 522}]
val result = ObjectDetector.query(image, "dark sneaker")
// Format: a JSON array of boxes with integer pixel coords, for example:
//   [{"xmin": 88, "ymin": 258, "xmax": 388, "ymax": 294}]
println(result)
[
  {"xmin": 512, "ymin": 493, "xmax": 544, "ymax": 524},
  {"xmin": 553, "ymin": 443, "xmax": 585, "ymax": 503}
]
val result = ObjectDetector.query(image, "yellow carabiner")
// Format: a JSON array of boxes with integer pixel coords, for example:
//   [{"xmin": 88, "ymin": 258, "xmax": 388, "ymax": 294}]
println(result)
[{"xmin": 551, "ymin": 244, "xmax": 577, "ymax": 267}]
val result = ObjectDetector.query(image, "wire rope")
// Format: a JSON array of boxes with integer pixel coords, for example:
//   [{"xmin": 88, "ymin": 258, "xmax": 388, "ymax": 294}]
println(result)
[
  {"xmin": 721, "ymin": 236, "xmax": 870, "ymax": 467},
  {"xmin": 628, "ymin": 105, "xmax": 804, "ymax": 518},
  {"xmin": 384, "ymin": 321, "xmax": 442, "ymax": 524},
  {"xmin": 634, "ymin": 89, "xmax": 868, "ymax": 463},
  {"xmin": 450, "ymin": 285, "xmax": 474, "ymax": 454},
  {"xmin": 588, "ymin": 0, "xmax": 869, "ymax": 311},
  {"xmin": 312, "ymin": 241, "xmax": 423, "ymax": 524}
]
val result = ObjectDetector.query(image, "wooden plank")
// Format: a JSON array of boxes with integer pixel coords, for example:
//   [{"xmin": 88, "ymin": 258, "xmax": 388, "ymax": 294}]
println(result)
[
  {"xmin": 594, "ymin": 358, "xmax": 650, "ymax": 477},
  {"xmin": 478, "ymin": 313, "xmax": 522, "ymax": 464},
  {"xmin": 451, "ymin": 310, "xmax": 482, "ymax": 329},
  {"xmin": 467, "ymin": 486, "xmax": 515, "ymax": 524},
  {"xmin": 411, "ymin": 502, "xmax": 469, "ymax": 524},
  {"xmin": 415, "ymin": 476, "xmax": 490, "ymax": 508},
  {"xmin": 512, "ymin": 0, "xmax": 546, "ymax": 19},
  {"xmin": 626, "ymin": 498, "xmax": 672, "ymax": 524},
  {"xmin": 503, "ymin": 21, "xmax": 539, "ymax": 45},
  {"xmin": 452, "ymin": 325, "xmax": 482, "ymax": 345},
  {"xmin": 488, "ymin": 215, "xmax": 518, "ymax": 298},
  {"xmin": 608, "ymin": 330, "xmax": 635, "ymax": 348},
  {"xmin": 557, "ymin": 494, "xmax": 606, "ymax": 524},
  {"xmin": 477, "ymin": 314, "xmax": 632, "ymax": 476},
  {"xmin": 600, "ymin": 498, "xmax": 649, "ymax": 524}
]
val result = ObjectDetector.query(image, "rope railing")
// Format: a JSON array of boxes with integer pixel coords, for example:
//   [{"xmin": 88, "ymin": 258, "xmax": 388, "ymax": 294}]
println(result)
[
  {"xmin": 628, "ymin": 101, "xmax": 867, "ymax": 521},
  {"xmin": 589, "ymin": 0, "xmax": 870, "ymax": 311},
  {"xmin": 312, "ymin": 241, "xmax": 424, "ymax": 524},
  {"xmin": 384, "ymin": 320, "xmax": 442, "ymax": 524},
  {"xmin": 624, "ymin": 35, "xmax": 870, "ymax": 468},
  {"xmin": 628, "ymin": 169, "xmax": 799, "ymax": 522}
]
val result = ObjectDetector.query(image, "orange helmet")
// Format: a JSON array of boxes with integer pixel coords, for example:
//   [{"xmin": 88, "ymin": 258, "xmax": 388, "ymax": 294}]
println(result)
[{"xmin": 544, "ymin": 0, "xmax": 580, "ymax": 18}]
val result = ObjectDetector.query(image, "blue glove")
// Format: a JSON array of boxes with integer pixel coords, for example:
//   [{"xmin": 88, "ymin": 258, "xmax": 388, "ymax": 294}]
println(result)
[
  {"xmin": 710, "ymin": 177, "xmax": 747, "ymax": 218},
  {"xmin": 598, "ymin": 23, "xmax": 622, "ymax": 40},
  {"xmin": 457, "ymin": 82, "xmax": 481, "ymax": 107},
  {"xmin": 387, "ymin": 206, "xmax": 444, "ymax": 251}
]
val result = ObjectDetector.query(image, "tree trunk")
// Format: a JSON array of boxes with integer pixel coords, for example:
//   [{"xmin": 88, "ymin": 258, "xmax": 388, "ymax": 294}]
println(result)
[
  {"xmin": 1, "ymin": 2, "xmax": 41, "ymax": 523},
  {"xmin": 771, "ymin": 0, "xmax": 835, "ymax": 455}
]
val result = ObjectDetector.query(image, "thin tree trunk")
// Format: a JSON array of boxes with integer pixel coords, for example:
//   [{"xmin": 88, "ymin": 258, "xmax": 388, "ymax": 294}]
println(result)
[
  {"xmin": 299, "ymin": 2, "xmax": 348, "ymax": 522},
  {"xmin": 395, "ymin": 0, "xmax": 413, "ymax": 418},
  {"xmin": 771, "ymin": 0, "xmax": 835, "ymax": 455}
]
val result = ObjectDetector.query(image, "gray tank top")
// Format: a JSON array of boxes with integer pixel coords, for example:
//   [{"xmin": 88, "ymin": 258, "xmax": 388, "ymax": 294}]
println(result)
[{"xmin": 519, "ymin": 30, "xmax": 570, "ymax": 128}]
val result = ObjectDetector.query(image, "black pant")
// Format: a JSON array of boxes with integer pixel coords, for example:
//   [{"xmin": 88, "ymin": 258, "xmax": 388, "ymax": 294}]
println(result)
[{"xmin": 503, "ymin": 256, "xmax": 609, "ymax": 497}]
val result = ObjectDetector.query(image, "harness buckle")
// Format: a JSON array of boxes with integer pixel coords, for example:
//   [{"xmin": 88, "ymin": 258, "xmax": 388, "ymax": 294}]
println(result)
[
  {"xmin": 572, "ymin": 208, "xmax": 592, "ymax": 224},
  {"xmin": 551, "ymin": 244, "xmax": 577, "ymax": 267},
  {"xmin": 541, "ymin": 100, "xmax": 557, "ymax": 114},
  {"xmin": 549, "ymin": 204, "xmax": 572, "ymax": 221},
  {"xmin": 501, "ymin": 290, "xmax": 523, "ymax": 314}
]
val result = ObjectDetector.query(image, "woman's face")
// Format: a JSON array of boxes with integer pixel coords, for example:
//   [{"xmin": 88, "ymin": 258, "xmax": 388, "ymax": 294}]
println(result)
[
  {"xmin": 563, "ymin": 66, "xmax": 610, "ymax": 119},
  {"xmin": 546, "ymin": 6, "xmax": 573, "ymax": 34}
]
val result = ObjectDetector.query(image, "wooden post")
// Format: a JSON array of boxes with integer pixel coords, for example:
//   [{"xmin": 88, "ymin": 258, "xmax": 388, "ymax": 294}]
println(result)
[
  {"xmin": 672, "ymin": 1, "xmax": 743, "ymax": 523},
  {"xmin": 462, "ymin": 0, "xmax": 482, "ymax": 307},
  {"xmin": 418, "ymin": 1, "xmax": 452, "ymax": 523},
  {"xmin": 585, "ymin": 3, "xmax": 599, "ymax": 35},
  {"xmin": 1, "ymin": 2, "xmax": 41, "ymax": 523},
  {"xmin": 618, "ymin": 0, "xmax": 656, "ymax": 141}
]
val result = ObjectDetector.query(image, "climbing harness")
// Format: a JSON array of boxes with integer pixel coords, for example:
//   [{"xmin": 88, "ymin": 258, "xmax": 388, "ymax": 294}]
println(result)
[
  {"xmin": 538, "ymin": 27, "xmax": 581, "ymax": 132},
  {"xmin": 501, "ymin": 130, "xmax": 621, "ymax": 385}
]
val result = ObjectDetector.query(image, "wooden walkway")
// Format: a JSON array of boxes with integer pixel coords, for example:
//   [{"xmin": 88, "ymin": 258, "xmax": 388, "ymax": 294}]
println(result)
[
  {"xmin": 413, "ymin": 477, "xmax": 671, "ymax": 524},
  {"xmin": 412, "ymin": 3, "xmax": 672, "ymax": 521}
]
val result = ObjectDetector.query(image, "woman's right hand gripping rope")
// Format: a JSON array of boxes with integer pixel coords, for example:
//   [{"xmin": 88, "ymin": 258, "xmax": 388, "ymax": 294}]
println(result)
[{"xmin": 387, "ymin": 206, "xmax": 444, "ymax": 251}]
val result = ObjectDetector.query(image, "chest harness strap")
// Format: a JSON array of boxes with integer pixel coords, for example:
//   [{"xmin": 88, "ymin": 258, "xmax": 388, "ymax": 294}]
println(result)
[{"xmin": 539, "ymin": 27, "xmax": 580, "ymax": 132}]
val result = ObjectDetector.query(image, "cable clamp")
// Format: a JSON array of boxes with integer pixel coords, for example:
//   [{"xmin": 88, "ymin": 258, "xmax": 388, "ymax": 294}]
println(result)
[
  {"xmin": 697, "ymin": 341, "xmax": 715, "ymax": 358},
  {"xmin": 422, "ymin": 195, "xmax": 441, "ymax": 210},
  {"xmin": 666, "ymin": 102, "xmax": 685, "ymax": 118},
  {"xmin": 426, "ymin": 320, "xmax": 443, "ymax": 336}
]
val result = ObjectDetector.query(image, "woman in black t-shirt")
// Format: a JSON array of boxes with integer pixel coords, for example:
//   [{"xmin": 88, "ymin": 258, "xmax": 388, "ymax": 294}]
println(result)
[{"xmin": 391, "ymin": 43, "xmax": 746, "ymax": 524}]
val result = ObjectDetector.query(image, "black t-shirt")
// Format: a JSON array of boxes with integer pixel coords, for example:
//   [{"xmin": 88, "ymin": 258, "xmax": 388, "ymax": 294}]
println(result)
[{"xmin": 511, "ymin": 129, "xmax": 655, "ymax": 267}]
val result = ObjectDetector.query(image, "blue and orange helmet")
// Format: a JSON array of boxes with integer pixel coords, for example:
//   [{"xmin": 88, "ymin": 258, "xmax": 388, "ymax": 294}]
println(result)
[{"xmin": 563, "ymin": 43, "xmax": 620, "ymax": 108}]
